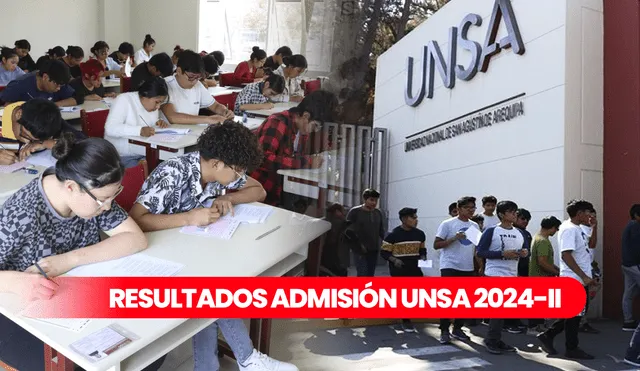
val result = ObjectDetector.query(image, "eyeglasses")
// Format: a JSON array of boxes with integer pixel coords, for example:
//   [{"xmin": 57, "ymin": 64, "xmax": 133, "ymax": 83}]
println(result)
[
  {"xmin": 78, "ymin": 182, "xmax": 124, "ymax": 208},
  {"xmin": 184, "ymin": 72, "xmax": 203, "ymax": 81}
]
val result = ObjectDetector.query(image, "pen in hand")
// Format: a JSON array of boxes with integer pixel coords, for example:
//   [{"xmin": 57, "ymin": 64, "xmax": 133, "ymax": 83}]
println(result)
[{"xmin": 33, "ymin": 260, "xmax": 58, "ymax": 286}]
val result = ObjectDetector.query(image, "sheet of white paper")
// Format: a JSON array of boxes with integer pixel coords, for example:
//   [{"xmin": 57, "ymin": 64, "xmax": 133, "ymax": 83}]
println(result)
[
  {"xmin": 101, "ymin": 97, "xmax": 115, "ymax": 106},
  {"xmin": 0, "ymin": 161, "xmax": 28, "ymax": 173},
  {"xmin": 149, "ymin": 134, "xmax": 181, "ymax": 143},
  {"xmin": 221, "ymin": 204, "xmax": 273, "ymax": 224},
  {"xmin": 418, "ymin": 260, "xmax": 433, "ymax": 268},
  {"xmin": 463, "ymin": 226, "xmax": 482, "ymax": 246},
  {"xmin": 26, "ymin": 150, "xmax": 56, "ymax": 167},
  {"xmin": 66, "ymin": 253, "xmax": 184, "ymax": 277},
  {"xmin": 59, "ymin": 106, "xmax": 81, "ymax": 112},
  {"xmin": 29, "ymin": 318, "xmax": 91, "ymax": 332},
  {"xmin": 180, "ymin": 219, "xmax": 241, "ymax": 240},
  {"xmin": 70, "ymin": 327, "xmax": 130, "ymax": 362},
  {"xmin": 155, "ymin": 128, "xmax": 191, "ymax": 135},
  {"xmin": 124, "ymin": 57, "xmax": 133, "ymax": 77}
]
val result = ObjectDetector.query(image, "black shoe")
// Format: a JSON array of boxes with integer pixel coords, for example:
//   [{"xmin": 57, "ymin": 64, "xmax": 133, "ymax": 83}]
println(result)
[
  {"xmin": 482, "ymin": 319, "xmax": 490, "ymax": 326},
  {"xmin": 624, "ymin": 354, "xmax": 640, "ymax": 367},
  {"xmin": 537, "ymin": 333, "xmax": 557, "ymax": 355},
  {"xmin": 402, "ymin": 320, "xmax": 417, "ymax": 333},
  {"xmin": 623, "ymin": 321, "xmax": 639, "ymax": 332},
  {"xmin": 497, "ymin": 340, "xmax": 517, "ymax": 352},
  {"xmin": 484, "ymin": 340, "xmax": 502, "ymax": 354},
  {"xmin": 579, "ymin": 323, "xmax": 599, "ymax": 334},
  {"xmin": 565, "ymin": 348, "xmax": 594, "ymax": 360},
  {"xmin": 439, "ymin": 331, "xmax": 451, "ymax": 344},
  {"xmin": 451, "ymin": 327, "xmax": 471, "ymax": 341},
  {"xmin": 506, "ymin": 326, "xmax": 525, "ymax": 334}
]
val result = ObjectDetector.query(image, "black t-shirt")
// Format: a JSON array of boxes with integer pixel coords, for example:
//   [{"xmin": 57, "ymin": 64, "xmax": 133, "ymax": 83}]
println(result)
[
  {"xmin": 69, "ymin": 77, "xmax": 105, "ymax": 105},
  {"xmin": 65, "ymin": 61, "xmax": 81, "ymax": 79},
  {"xmin": 263, "ymin": 56, "xmax": 279, "ymax": 73},
  {"xmin": 130, "ymin": 62, "xmax": 153, "ymax": 92},
  {"xmin": 17, "ymin": 54, "xmax": 36, "ymax": 72}
]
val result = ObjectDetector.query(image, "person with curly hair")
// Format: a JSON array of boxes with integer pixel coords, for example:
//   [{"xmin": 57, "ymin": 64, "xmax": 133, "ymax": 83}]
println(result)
[{"xmin": 129, "ymin": 121, "xmax": 298, "ymax": 370}]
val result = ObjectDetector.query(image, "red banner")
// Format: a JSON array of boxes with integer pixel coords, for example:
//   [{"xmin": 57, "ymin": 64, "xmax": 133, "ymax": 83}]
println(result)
[{"xmin": 21, "ymin": 277, "xmax": 586, "ymax": 319}]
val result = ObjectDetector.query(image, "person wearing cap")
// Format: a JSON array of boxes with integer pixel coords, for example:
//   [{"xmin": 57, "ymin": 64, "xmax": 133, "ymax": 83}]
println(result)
[
  {"xmin": 0, "ymin": 59, "xmax": 76, "ymax": 107},
  {"xmin": 250, "ymin": 90, "xmax": 338, "ymax": 207},
  {"xmin": 69, "ymin": 59, "xmax": 115, "ymax": 105},
  {"xmin": 160, "ymin": 50, "xmax": 234, "ymax": 125},
  {"xmin": 381, "ymin": 207, "xmax": 426, "ymax": 332}
]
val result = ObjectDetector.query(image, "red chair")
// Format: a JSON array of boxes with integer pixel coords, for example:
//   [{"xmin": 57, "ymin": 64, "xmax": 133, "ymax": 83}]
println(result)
[
  {"xmin": 80, "ymin": 109, "xmax": 110, "ymax": 138},
  {"xmin": 120, "ymin": 76, "xmax": 132, "ymax": 93},
  {"xmin": 304, "ymin": 78, "xmax": 321, "ymax": 95},
  {"xmin": 219, "ymin": 73, "xmax": 238, "ymax": 87},
  {"xmin": 115, "ymin": 160, "xmax": 149, "ymax": 212},
  {"xmin": 215, "ymin": 92, "xmax": 238, "ymax": 110}
]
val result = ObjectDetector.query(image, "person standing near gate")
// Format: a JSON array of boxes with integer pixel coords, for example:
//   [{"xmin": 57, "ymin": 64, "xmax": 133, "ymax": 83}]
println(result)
[
  {"xmin": 345, "ymin": 189, "xmax": 386, "ymax": 276},
  {"xmin": 381, "ymin": 207, "xmax": 426, "ymax": 332}
]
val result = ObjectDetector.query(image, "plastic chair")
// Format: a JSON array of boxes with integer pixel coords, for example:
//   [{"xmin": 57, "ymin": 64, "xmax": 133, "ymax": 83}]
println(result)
[
  {"xmin": 215, "ymin": 92, "xmax": 238, "ymax": 110},
  {"xmin": 120, "ymin": 76, "xmax": 132, "ymax": 93},
  {"xmin": 115, "ymin": 160, "xmax": 149, "ymax": 212},
  {"xmin": 80, "ymin": 109, "xmax": 110, "ymax": 138},
  {"xmin": 304, "ymin": 78, "xmax": 321, "ymax": 95},
  {"xmin": 219, "ymin": 73, "xmax": 237, "ymax": 87}
]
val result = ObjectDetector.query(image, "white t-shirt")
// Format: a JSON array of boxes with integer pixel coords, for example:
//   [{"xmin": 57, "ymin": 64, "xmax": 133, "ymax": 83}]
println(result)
[
  {"xmin": 558, "ymin": 220, "xmax": 593, "ymax": 284},
  {"xmin": 104, "ymin": 92, "xmax": 160, "ymax": 156},
  {"xmin": 435, "ymin": 217, "xmax": 480, "ymax": 272},
  {"xmin": 483, "ymin": 226, "xmax": 525, "ymax": 277},
  {"xmin": 161, "ymin": 76, "xmax": 215, "ymax": 121},
  {"xmin": 134, "ymin": 48, "xmax": 152, "ymax": 65},
  {"xmin": 482, "ymin": 213, "xmax": 500, "ymax": 230}
]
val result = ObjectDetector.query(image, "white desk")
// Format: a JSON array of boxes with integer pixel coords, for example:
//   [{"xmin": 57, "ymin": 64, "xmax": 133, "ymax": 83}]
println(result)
[
  {"xmin": 61, "ymin": 101, "xmax": 110, "ymax": 121},
  {"xmin": 0, "ymin": 165, "xmax": 46, "ymax": 205},
  {"xmin": 102, "ymin": 79, "xmax": 121, "ymax": 90},
  {"xmin": 245, "ymin": 102, "xmax": 297, "ymax": 118},
  {"xmin": 0, "ymin": 205, "xmax": 330, "ymax": 371},
  {"xmin": 235, "ymin": 115, "xmax": 264, "ymax": 131},
  {"xmin": 208, "ymin": 86, "xmax": 242, "ymax": 97}
]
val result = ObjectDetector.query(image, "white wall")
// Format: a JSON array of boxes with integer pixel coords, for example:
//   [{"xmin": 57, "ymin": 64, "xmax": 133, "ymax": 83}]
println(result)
[
  {"xmin": 0, "ymin": 0, "xmax": 100, "ymax": 58},
  {"xmin": 98, "ymin": 0, "xmax": 131, "ymax": 48},
  {"xmin": 129, "ymin": 0, "xmax": 200, "ymax": 56}
]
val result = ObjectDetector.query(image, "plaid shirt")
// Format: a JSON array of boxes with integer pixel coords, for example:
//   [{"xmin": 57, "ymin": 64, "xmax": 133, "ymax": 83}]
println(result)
[
  {"xmin": 249, "ymin": 111, "xmax": 311, "ymax": 206},
  {"xmin": 234, "ymin": 82, "xmax": 268, "ymax": 115}
]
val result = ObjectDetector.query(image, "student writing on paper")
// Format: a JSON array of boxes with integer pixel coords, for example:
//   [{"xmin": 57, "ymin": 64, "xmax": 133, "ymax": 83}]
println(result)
[
  {"xmin": 233, "ymin": 73, "xmax": 285, "ymax": 115},
  {"xmin": 381, "ymin": 207, "xmax": 426, "ymax": 333},
  {"xmin": 14, "ymin": 39, "xmax": 36, "ymax": 72},
  {"xmin": 0, "ymin": 47, "xmax": 25, "ymax": 86},
  {"xmin": 130, "ymin": 52, "xmax": 174, "ymax": 91},
  {"xmin": 232, "ymin": 46, "xmax": 267, "ymax": 85},
  {"xmin": 104, "ymin": 77, "xmax": 170, "ymax": 168},
  {"xmin": 201, "ymin": 54, "xmax": 219, "ymax": 88},
  {"xmin": 256, "ymin": 46, "xmax": 292, "ymax": 78},
  {"xmin": 134, "ymin": 34, "xmax": 155, "ymax": 65},
  {"xmin": 109, "ymin": 42, "xmax": 135, "ymax": 70},
  {"xmin": 0, "ymin": 135, "xmax": 162, "ymax": 371},
  {"xmin": 251, "ymin": 90, "xmax": 338, "ymax": 206},
  {"xmin": 90, "ymin": 41, "xmax": 125, "ymax": 79},
  {"xmin": 35, "ymin": 46, "xmax": 65, "ymax": 70},
  {"xmin": 160, "ymin": 50, "xmax": 234, "ymax": 125},
  {"xmin": 0, "ymin": 99, "xmax": 65, "ymax": 164},
  {"xmin": 271, "ymin": 54, "xmax": 307, "ymax": 103},
  {"xmin": 62, "ymin": 45, "xmax": 84, "ymax": 78},
  {"xmin": 0, "ymin": 59, "xmax": 77, "ymax": 107},
  {"xmin": 129, "ymin": 122, "xmax": 298, "ymax": 371},
  {"xmin": 68, "ymin": 59, "xmax": 113, "ymax": 105}
]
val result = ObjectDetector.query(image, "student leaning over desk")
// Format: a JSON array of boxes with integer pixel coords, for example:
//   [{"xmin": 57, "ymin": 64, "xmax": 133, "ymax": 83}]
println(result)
[
  {"xmin": 0, "ymin": 46, "xmax": 25, "ymax": 86},
  {"xmin": 271, "ymin": 54, "xmax": 307, "ymax": 103},
  {"xmin": 233, "ymin": 73, "xmax": 285, "ymax": 115},
  {"xmin": 129, "ymin": 122, "xmax": 298, "ymax": 371},
  {"xmin": 0, "ymin": 134, "xmax": 167, "ymax": 371},
  {"xmin": 0, "ymin": 59, "xmax": 77, "ymax": 107}
]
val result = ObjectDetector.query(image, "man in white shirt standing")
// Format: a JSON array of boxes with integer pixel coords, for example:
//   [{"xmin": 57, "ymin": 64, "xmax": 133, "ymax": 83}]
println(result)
[
  {"xmin": 161, "ymin": 50, "xmax": 234, "ymax": 125},
  {"xmin": 434, "ymin": 196, "xmax": 481, "ymax": 344},
  {"xmin": 480, "ymin": 195, "xmax": 500, "ymax": 230},
  {"xmin": 537, "ymin": 199, "xmax": 597, "ymax": 360}
]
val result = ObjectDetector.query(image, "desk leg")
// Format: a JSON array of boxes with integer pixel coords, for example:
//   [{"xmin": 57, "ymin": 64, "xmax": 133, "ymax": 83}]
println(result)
[
  {"xmin": 45, "ymin": 345, "xmax": 75, "ymax": 371},
  {"xmin": 316, "ymin": 187, "xmax": 327, "ymax": 218},
  {"xmin": 145, "ymin": 147, "xmax": 160, "ymax": 172},
  {"xmin": 259, "ymin": 318, "xmax": 272, "ymax": 355},
  {"xmin": 306, "ymin": 235, "xmax": 323, "ymax": 277}
]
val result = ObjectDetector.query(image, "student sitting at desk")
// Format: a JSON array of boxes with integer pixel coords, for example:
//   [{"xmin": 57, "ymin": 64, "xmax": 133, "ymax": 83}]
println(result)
[
  {"xmin": 69, "ymin": 59, "xmax": 115, "ymax": 104},
  {"xmin": 0, "ymin": 47, "xmax": 25, "ymax": 86},
  {"xmin": 256, "ymin": 46, "xmax": 292, "ymax": 78},
  {"xmin": 0, "ymin": 99, "xmax": 63, "ymax": 165},
  {"xmin": 271, "ymin": 54, "xmax": 307, "ymax": 103},
  {"xmin": 135, "ymin": 34, "xmax": 155, "ymax": 65},
  {"xmin": 201, "ymin": 54, "xmax": 219, "ymax": 88},
  {"xmin": 91, "ymin": 41, "xmax": 125, "ymax": 79},
  {"xmin": 129, "ymin": 121, "xmax": 298, "ymax": 371},
  {"xmin": 0, "ymin": 59, "xmax": 77, "ymax": 107},
  {"xmin": 109, "ymin": 42, "xmax": 135, "ymax": 69},
  {"xmin": 105, "ymin": 77, "xmax": 170, "ymax": 168},
  {"xmin": 211, "ymin": 50, "xmax": 225, "ymax": 69},
  {"xmin": 232, "ymin": 46, "xmax": 267, "ymax": 85},
  {"xmin": 35, "ymin": 46, "xmax": 65, "ymax": 70},
  {"xmin": 14, "ymin": 39, "xmax": 36, "ymax": 72},
  {"xmin": 130, "ymin": 52, "xmax": 174, "ymax": 91},
  {"xmin": 251, "ymin": 90, "xmax": 338, "ymax": 206},
  {"xmin": 233, "ymin": 73, "xmax": 285, "ymax": 115},
  {"xmin": 62, "ymin": 45, "xmax": 84, "ymax": 79},
  {"xmin": 0, "ymin": 135, "xmax": 166, "ymax": 371},
  {"xmin": 161, "ymin": 50, "xmax": 234, "ymax": 125}
]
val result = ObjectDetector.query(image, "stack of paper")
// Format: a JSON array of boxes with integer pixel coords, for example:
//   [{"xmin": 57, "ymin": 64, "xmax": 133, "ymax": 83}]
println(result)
[
  {"xmin": 222, "ymin": 204, "xmax": 273, "ymax": 224},
  {"xmin": 155, "ymin": 128, "xmax": 191, "ymax": 135},
  {"xmin": 180, "ymin": 219, "xmax": 241, "ymax": 240}
]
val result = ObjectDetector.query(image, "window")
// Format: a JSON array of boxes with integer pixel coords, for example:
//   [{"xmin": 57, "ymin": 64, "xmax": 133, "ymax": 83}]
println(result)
[{"xmin": 199, "ymin": 0, "xmax": 333, "ymax": 72}]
